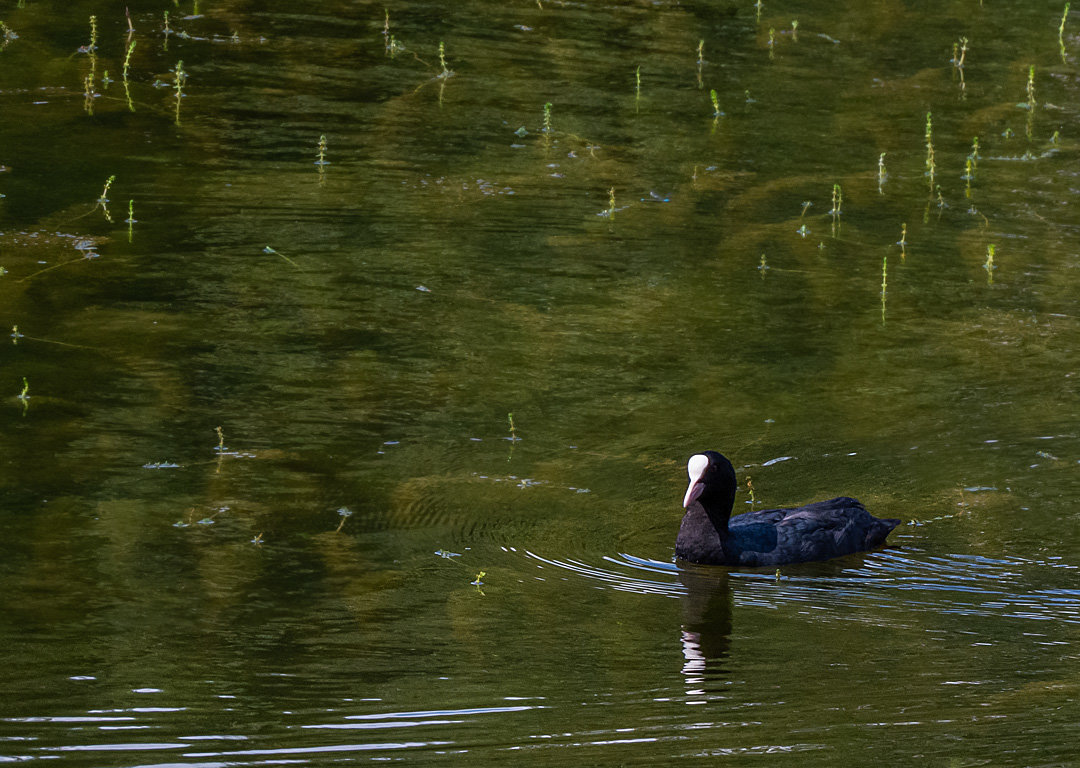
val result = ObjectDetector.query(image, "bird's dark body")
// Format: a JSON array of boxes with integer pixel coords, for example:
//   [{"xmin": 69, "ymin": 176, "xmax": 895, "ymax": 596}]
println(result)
[
  {"xmin": 677, "ymin": 451, "xmax": 901, "ymax": 567},
  {"xmin": 677, "ymin": 496, "xmax": 899, "ymax": 566}
]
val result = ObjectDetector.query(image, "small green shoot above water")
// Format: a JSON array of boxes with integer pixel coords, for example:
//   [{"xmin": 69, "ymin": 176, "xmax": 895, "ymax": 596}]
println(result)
[
  {"xmin": 335, "ymin": 507, "xmax": 353, "ymax": 534},
  {"xmin": 880, "ymin": 254, "xmax": 888, "ymax": 324},
  {"xmin": 952, "ymin": 37, "xmax": 968, "ymax": 94},
  {"xmin": 125, "ymin": 200, "xmax": 136, "ymax": 241},
  {"xmin": 1060, "ymin": 3, "xmax": 1070, "ymax": 61},
  {"xmin": 85, "ymin": 14, "xmax": 98, "ymax": 55},
  {"xmin": 173, "ymin": 59, "xmax": 187, "ymax": 124},
  {"xmin": 123, "ymin": 40, "xmax": 136, "ymax": 80},
  {"xmin": 829, "ymin": 184, "xmax": 842, "ymax": 237},
  {"xmin": 83, "ymin": 73, "xmax": 95, "ymax": 115},
  {"xmin": 696, "ymin": 39, "xmax": 704, "ymax": 88},
  {"xmin": 17, "ymin": 376, "xmax": 28, "ymax": 415},
  {"xmin": 96, "ymin": 175, "xmax": 115, "ymax": 221},
  {"xmin": 768, "ymin": 27, "xmax": 776, "ymax": 59},
  {"xmin": 122, "ymin": 40, "xmax": 136, "ymax": 110},
  {"xmin": 506, "ymin": 412, "xmax": 518, "ymax": 462},
  {"xmin": 898, "ymin": 222, "xmax": 907, "ymax": 260},
  {"xmin": 438, "ymin": 41, "xmax": 452, "ymax": 78},
  {"xmin": 0, "ymin": 21, "xmax": 17, "ymax": 50},
  {"xmin": 315, "ymin": 135, "xmax": 328, "ymax": 183},
  {"xmin": 924, "ymin": 112, "xmax": 936, "ymax": 192},
  {"xmin": 607, "ymin": 187, "xmax": 616, "ymax": 220},
  {"xmin": 829, "ymin": 184, "xmax": 842, "ymax": 216},
  {"xmin": 878, "ymin": 152, "xmax": 887, "ymax": 193},
  {"xmin": 985, "ymin": 244, "xmax": 996, "ymax": 283}
]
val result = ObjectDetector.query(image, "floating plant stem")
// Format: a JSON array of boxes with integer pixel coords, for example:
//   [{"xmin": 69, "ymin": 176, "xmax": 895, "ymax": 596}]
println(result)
[
  {"xmin": 263, "ymin": 245, "xmax": 299, "ymax": 268},
  {"xmin": 800, "ymin": 200, "xmax": 812, "ymax": 218}
]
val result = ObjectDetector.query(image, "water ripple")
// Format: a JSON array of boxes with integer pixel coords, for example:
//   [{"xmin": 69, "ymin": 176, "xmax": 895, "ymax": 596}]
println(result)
[{"xmin": 516, "ymin": 548, "xmax": 1080, "ymax": 625}]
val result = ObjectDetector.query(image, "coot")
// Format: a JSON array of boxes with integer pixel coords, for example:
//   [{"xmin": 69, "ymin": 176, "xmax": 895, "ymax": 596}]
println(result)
[{"xmin": 676, "ymin": 451, "xmax": 901, "ymax": 566}]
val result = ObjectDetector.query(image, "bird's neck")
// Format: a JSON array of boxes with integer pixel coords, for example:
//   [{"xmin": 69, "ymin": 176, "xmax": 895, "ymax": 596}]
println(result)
[
  {"xmin": 694, "ymin": 499, "xmax": 732, "ymax": 537},
  {"xmin": 698, "ymin": 488, "xmax": 735, "ymax": 535}
]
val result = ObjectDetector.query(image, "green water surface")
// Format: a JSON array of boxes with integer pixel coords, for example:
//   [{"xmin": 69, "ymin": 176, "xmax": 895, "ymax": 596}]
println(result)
[{"xmin": 1, "ymin": 0, "xmax": 1079, "ymax": 765}]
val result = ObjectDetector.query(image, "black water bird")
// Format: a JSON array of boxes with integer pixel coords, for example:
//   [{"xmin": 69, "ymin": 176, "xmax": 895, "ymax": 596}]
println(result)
[{"xmin": 677, "ymin": 451, "xmax": 901, "ymax": 566}]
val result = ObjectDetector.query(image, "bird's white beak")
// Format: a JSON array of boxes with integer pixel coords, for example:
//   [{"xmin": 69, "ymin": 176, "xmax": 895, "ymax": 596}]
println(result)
[{"xmin": 683, "ymin": 454, "xmax": 709, "ymax": 508}]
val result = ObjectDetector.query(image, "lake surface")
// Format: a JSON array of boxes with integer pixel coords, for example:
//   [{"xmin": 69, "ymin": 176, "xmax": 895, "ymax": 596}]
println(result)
[{"xmin": 2, "ymin": 0, "xmax": 1079, "ymax": 764}]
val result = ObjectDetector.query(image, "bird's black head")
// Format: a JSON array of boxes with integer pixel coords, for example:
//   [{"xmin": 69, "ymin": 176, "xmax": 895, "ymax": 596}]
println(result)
[{"xmin": 682, "ymin": 450, "xmax": 737, "ymax": 520}]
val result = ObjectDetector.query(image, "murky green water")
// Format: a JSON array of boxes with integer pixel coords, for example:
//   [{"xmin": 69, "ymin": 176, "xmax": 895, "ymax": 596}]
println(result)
[{"xmin": 2, "ymin": 0, "xmax": 1079, "ymax": 764}]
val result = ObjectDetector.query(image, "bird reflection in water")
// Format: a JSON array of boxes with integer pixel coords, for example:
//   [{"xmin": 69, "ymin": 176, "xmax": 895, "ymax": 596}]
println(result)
[{"xmin": 677, "ymin": 565, "xmax": 733, "ymax": 699}]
